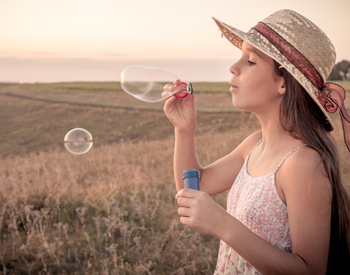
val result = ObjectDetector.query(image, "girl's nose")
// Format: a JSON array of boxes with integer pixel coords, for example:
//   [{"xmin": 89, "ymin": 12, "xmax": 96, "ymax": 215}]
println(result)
[{"xmin": 229, "ymin": 62, "xmax": 240, "ymax": 76}]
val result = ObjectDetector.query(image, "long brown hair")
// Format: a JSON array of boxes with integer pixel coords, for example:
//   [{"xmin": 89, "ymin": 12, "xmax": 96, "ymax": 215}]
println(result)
[{"xmin": 274, "ymin": 61, "xmax": 350, "ymax": 274}]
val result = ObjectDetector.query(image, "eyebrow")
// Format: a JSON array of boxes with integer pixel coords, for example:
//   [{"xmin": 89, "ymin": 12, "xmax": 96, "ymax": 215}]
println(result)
[
  {"xmin": 246, "ymin": 47, "xmax": 256, "ymax": 52},
  {"xmin": 246, "ymin": 47, "xmax": 260, "ymax": 56}
]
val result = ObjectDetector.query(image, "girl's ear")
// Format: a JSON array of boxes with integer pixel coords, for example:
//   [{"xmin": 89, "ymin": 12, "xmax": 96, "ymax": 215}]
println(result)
[{"xmin": 278, "ymin": 79, "xmax": 286, "ymax": 95}]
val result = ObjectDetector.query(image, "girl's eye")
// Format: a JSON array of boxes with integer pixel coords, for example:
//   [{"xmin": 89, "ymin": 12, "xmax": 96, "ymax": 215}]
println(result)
[{"xmin": 248, "ymin": 60, "xmax": 256, "ymax": 66}]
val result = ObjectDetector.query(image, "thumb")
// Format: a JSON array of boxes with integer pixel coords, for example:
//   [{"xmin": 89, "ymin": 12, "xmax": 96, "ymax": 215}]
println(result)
[{"xmin": 183, "ymin": 94, "xmax": 195, "ymax": 110}]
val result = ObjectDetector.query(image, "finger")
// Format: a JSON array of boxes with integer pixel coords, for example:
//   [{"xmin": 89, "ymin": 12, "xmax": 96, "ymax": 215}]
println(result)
[
  {"xmin": 178, "ymin": 206, "xmax": 192, "ymax": 217},
  {"xmin": 176, "ymin": 197, "xmax": 193, "ymax": 207},
  {"xmin": 175, "ymin": 188, "xmax": 199, "ymax": 199},
  {"xmin": 163, "ymin": 93, "xmax": 177, "ymax": 107},
  {"xmin": 173, "ymin": 79, "xmax": 181, "ymax": 85},
  {"xmin": 183, "ymin": 93, "xmax": 195, "ymax": 108},
  {"xmin": 161, "ymin": 90, "xmax": 173, "ymax": 101},
  {"xmin": 179, "ymin": 216, "xmax": 190, "ymax": 225},
  {"xmin": 163, "ymin": 83, "xmax": 174, "ymax": 91}
]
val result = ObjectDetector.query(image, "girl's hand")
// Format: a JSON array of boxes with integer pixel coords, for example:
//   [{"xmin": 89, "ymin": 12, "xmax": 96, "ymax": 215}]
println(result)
[
  {"xmin": 175, "ymin": 188, "xmax": 230, "ymax": 238},
  {"xmin": 162, "ymin": 80, "xmax": 197, "ymax": 132}
]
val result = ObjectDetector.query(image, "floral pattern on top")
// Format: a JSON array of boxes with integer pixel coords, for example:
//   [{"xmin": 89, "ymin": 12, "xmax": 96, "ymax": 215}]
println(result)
[{"xmin": 215, "ymin": 139, "xmax": 307, "ymax": 275}]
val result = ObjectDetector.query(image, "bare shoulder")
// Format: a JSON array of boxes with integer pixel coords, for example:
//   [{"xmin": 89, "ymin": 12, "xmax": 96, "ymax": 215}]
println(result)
[
  {"xmin": 278, "ymin": 145, "xmax": 332, "ymax": 272},
  {"xmin": 282, "ymin": 145, "xmax": 327, "ymax": 179},
  {"xmin": 279, "ymin": 145, "xmax": 332, "ymax": 201}
]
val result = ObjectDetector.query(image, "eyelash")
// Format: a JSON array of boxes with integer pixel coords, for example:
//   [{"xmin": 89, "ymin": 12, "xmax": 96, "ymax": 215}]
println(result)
[{"xmin": 248, "ymin": 60, "xmax": 256, "ymax": 66}]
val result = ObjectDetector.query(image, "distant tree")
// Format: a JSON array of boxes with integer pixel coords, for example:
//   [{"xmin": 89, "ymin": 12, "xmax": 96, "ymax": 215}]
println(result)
[{"xmin": 328, "ymin": 60, "xmax": 350, "ymax": 81}]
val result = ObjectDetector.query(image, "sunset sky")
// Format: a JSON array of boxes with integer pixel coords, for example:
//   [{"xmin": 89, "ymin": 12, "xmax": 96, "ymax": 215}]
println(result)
[{"xmin": 1, "ymin": 0, "xmax": 349, "ymax": 82}]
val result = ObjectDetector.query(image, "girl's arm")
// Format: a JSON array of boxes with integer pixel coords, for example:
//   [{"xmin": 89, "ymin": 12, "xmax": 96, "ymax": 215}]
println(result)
[
  {"xmin": 164, "ymin": 88, "xmax": 262, "ymax": 194},
  {"xmin": 176, "ymin": 146, "xmax": 331, "ymax": 274},
  {"xmin": 174, "ymin": 126, "xmax": 262, "ymax": 195},
  {"xmin": 163, "ymin": 87, "xmax": 200, "ymax": 192}
]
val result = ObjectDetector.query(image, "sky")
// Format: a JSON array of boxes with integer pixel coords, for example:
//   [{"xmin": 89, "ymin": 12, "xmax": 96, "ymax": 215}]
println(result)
[{"xmin": 1, "ymin": 0, "xmax": 349, "ymax": 82}]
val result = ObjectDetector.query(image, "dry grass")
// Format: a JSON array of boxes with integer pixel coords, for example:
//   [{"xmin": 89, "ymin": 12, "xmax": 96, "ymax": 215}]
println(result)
[
  {"xmin": 0, "ymin": 128, "xmax": 255, "ymax": 274},
  {"xmin": 0, "ymin": 82, "xmax": 258, "ymax": 274},
  {"xmin": 0, "ymin": 82, "xmax": 349, "ymax": 274}
]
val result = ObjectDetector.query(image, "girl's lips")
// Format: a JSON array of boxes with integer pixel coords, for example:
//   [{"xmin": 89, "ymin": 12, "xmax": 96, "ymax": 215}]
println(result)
[
  {"xmin": 230, "ymin": 84, "xmax": 238, "ymax": 92},
  {"xmin": 229, "ymin": 82, "xmax": 237, "ymax": 88}
]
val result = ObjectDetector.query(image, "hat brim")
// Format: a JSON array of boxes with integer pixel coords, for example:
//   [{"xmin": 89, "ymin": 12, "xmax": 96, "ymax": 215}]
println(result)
[{"xmin": 212, "ymin": 17, "xmax": 334, "ymax": 130}]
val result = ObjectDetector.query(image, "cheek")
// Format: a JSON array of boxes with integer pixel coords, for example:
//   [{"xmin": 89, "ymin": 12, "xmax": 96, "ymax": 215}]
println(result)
[
  {"xmin": 233, "ymin": 73, "xmax": 278, "ymax": 109},
  {"xmin": 247, "ymin": 70, "xmax": 278, "ymax": 97}
]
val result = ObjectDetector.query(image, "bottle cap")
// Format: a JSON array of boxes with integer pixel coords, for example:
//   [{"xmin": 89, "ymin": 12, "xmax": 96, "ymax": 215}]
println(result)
[{"xmin": 183, "ymin": 169, "xmax": 200, "ymax": 180}]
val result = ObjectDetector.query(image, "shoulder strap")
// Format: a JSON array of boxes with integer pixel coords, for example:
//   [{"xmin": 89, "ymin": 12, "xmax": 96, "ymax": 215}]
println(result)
[
  {"xmin": 247, "ymin": 138, "xmax": 262, "ymax": 159},
  {"xmin": 274, "ymin": 144, "xmax": 308, "ymax": 174},
  {"xmin": 244, "ymin": 138, "xmax": 262, "ymax": 166}
]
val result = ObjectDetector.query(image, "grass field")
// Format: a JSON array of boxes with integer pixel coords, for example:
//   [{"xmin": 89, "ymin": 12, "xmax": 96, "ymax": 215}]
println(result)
[{"xmin": 0, "ymin": 82, "xmax": 349, "ymax": 274}]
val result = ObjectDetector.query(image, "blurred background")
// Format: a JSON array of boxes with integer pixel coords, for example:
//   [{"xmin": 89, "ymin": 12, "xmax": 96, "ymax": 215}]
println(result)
[
  {"xmin": 0, "ymin": 0, "xmax": 349, "ymax": 274},
  {"xmin": 1, "ymin": 0, "xmax": 350, "ymax": 83}
]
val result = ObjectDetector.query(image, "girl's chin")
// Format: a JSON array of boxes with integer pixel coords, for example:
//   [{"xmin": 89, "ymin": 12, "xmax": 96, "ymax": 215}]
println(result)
[
  {"xmin": 231, "ymin": 98, "xmax": 251, "ymax": 112},
  {"xmin": 231, "ymin": 96, "xmax": 241, "ymax": 109}
]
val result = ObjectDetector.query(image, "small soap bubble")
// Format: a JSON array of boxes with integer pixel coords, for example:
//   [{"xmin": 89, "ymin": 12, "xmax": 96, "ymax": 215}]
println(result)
[{"xmin": 64, "ymin": 128, "xmax": 93, "ymax": 155}]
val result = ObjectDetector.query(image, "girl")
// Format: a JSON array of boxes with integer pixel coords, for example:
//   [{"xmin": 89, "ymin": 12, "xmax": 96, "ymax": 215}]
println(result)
[{"xmin": 163, "ymin": 9, "xmax": 350, "ymax": 274}]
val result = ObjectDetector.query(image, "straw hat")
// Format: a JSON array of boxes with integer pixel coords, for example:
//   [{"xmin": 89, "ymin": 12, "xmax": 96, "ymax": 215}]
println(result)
[{"xmin": 212, "ymin": 9, "xmax": 338, "ymax": 130}]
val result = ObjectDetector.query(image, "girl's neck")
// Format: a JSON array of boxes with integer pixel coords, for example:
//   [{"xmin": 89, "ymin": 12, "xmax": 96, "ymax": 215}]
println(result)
[{"xmin": 257, "ymin": 114, "xmax": 300, "ymax": 153}]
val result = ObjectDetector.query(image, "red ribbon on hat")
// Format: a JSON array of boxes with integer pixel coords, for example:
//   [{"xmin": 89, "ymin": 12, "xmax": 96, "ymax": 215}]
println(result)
[
  {"xmin": 318, "ymin": 83, "xmax": 350, "ymax": 151},
  {"xmin": 254, "ymin": 22, "xmax": 350, "ymax": 151}
]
